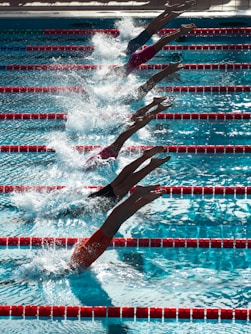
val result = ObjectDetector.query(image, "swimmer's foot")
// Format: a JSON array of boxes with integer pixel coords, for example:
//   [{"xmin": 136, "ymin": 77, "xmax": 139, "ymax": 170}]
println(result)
[
  {"xmin": 134, "ymin": 100, "xmax": 170, "ymax": 125},
  {"xmin": 134, "ymin": 184, "xmax": 160, "ymax": 196},
  {"xmin": 146, "ymin": 100, "xmax": 173, "ymax": 117},
  {"xmin": 157, "ymin": 100, "xmax": 174, "ymax": 112},
  {"xmin": 167, "ymin": 10, "xmax": 185, "ymax": 20},
  {"xmin": 149, "ymin": 155, "xmax": 171, "ymax": 169},
  {"xmin": 143, "ymin": 146, "xmax": 165, "ymax": 158},
  {"xmin": 183, "ymin": 0, "xmax": 197, "ymax": 9},
  {"xmin": 164, "ymin": 2, "xmax": 182, "ymax": 12},
  {"xmin": 166, "ymin": 61, "xmax": 184, "ymax": 74},
  {"xmin": 175, "ymin": 0, "xmax": 196, "ymax": 11},
  {"xmin": 165, "ymin": 0, "xmax": 196, "ymax": 11},
  {"xmin": 153, "ymin": 96, "xmax": 167, "ymax": 105},
  {"xmin": 133, "ymin": 185, "xmax": 165, "ymax": 203},
  {"xmin": 133, "ymin": 114, "xmax": 154, "ymax": 128},
  {"xmin": 180, "ymin": 23, "xmax": 197, "ymax": 34},
  {"xmin": 142, "ymin": 188, "xmax": 166, "ymax": 202}
]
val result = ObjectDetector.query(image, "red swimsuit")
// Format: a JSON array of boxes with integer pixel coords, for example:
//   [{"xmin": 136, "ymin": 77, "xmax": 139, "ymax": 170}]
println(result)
[
  {"xmin": 126, "ymin": 45, "xmax": 157, "ymax": 74},
  {"xmin": 70, "ymin": 228, "xmax": 112, "ymax": 270}
]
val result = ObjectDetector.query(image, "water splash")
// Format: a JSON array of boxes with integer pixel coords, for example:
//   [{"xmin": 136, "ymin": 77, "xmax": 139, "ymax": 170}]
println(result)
[
  {"xmin": 91, "ymin": 33, "xmax": 123, "ymax": 62},
  {"xmin": 12, "ymin": 248, "xmax": 73, "ymax": 282},
  {"xmin": 115, "ymin": 17, "xmax": 144, "ymax": 43}
]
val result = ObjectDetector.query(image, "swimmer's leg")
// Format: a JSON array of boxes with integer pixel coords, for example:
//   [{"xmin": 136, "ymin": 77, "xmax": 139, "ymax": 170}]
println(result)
[
  {"xmin": 152, "ymin": 23, "xmax": 196, "ymax": 53},
  {"xmin": 145, "ymin": 0, "xmax": 196, "ymax": 35},
  {"xmin": 69, "ymin": 185, "xmax": 165, "ymax": 269},
  {"xmin": 126, "ymin": 1, "xmax": 196, "ymax": 55},
  {"xmin": 101, "ymin": 185, "xmax": 165, "ymax": 236},
  {"xmin": 111, "ymin": 146, "xmax": 165, "ymax": 190},
  {"xmin": 146, "ymin": 10, "xmax": 183, "ymax": 36},
  {"xmin": 132, "ymin": 98, "xmax": 173, "ymax": 123},
  {"xmin": 105, "ymin": 108, "xmax": 163, "ymax": 157},
  {"xmin": 112, "ymin": 153, "xmax": 171, "ymax": 198},
  {"xmin": 126, "ymin": 5, "xmax": 182, "ymax": 55},
  {"xmin": 137, "ymin": 61, "xmax": 183, "ymax": 99},
  {"xmin": 131, "ymin": 96, "xmax": 167, "ymax": 121}
]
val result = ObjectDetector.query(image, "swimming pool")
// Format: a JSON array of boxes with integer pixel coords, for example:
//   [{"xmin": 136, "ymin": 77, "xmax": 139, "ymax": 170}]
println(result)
[{"xmin": 0, "ymin": 15, "xmax": 251, "ymax": 333}]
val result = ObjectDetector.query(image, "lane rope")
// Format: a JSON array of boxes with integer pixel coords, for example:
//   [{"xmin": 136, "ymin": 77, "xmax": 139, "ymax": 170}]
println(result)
[
  {"xmin": 0, "ymin": 305, "xmax": 249, "ymax": 320},
  {"xmin": 0, "ymin": 27, "xmax": 250, "ymax": 35},
  {"xmin": 0, "ymin": 112, "xmax": 250, "ymax": 121},
  {"xmin": 1, "ymin": 25, "xmax": 250, "ymax": 326},
  {"xmin": 0, "ymin": 85, "xmax": 250, "ymax": 93},
  {"xmin": 0, "ymin": 185, "xmax": 250, "ymax": 196},
  {"xmin": 2, "ymin": 63, "xmax": 251, "ymax": 71},
  {"xmin": 1, "ymin": 43, "xmax": 250, "ymax": 52},
  {"xmin": 0, "ymin": 236, "xmax": 251, "ymax": 249},
  {"xmin": 0, "ymin": 145, "xmax": 250, "ymax": 154},
  {"xmin": 0, "ymin": 86, "xmax": 85, "ymax": 93}
]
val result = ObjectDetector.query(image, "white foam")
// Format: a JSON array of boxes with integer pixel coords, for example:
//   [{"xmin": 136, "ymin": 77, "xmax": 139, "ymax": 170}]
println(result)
[
  {"xmin": 13, "ymin": 248, "xmax": 72, "ymax": 282},
  {"xmin": 91, "ymin": 33, "xmax": 123, "ymax": 62},
  {"xmin": 115, "ymin": 17, "xmax": 144, "ymax": 42}
]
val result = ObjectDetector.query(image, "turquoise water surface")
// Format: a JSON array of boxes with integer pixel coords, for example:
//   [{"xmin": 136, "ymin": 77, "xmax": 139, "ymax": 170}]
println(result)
[{"xmin": 0, "ymin": 15, "xmax": 250, "ymax": 333}]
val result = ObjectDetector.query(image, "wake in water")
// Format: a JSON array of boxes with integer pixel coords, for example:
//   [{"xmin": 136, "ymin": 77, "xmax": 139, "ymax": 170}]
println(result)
[{"xmin": 10, "ymin": 186, "xmax": 103, "ymax": 221}]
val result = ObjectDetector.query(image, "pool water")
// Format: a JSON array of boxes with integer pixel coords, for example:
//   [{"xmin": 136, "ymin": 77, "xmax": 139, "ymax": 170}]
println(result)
[{"xmin": 0, "ymin": 15, "xmax": 251, "ymax": 333}]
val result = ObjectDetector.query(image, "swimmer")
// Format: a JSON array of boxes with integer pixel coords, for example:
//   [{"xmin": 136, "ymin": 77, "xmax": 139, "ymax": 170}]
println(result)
[
  {"xmin": 88, "ymin": 146, "xmax": 170, "ymax": 202},
  {"xmin": 126, "ymin": 1, "xmax": 197, "ymax": 55},
  {"xmin": 69, "ymin": 184, "xmax": 166, "ymax": 270},
  {"xmin": 59, "ymin": 146, "xmax": 170, "ymax": 216},
  {"xmin": 84, "ymin": 97, "xmax": 173, "ymax": 169},
  {"xmin": 118, "ymin": 23, "xmax": 196, "ymax": 76}
]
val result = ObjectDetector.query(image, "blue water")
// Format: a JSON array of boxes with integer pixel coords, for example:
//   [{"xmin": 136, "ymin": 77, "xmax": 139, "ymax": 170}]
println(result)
[{"xmin": 0, "ymin": 15, "xmax": 251, "ymax": 333}]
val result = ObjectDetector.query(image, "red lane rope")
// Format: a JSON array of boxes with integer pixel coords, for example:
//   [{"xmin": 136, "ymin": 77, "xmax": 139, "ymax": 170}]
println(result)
[
  {"xmin": 0, "ymin": 305, "xmax": 249, "ymax": 320},
  {"xmin": 26, "ymin": 45, "xmax": 95, "ymax": 51},
  {"xmin": 4, "ymin": 63, "xmax": 251, "ymax": 71},
  {"xmin": 42, "ymin": 27, "xmax": 251, "ymax": 36},
  {"xmin": 1, "ymin": 112, "xmax": 250, "ymax": 121},
  {"xmin": 162, "ymin": 43, "xmax": 251, "ymax": 51},
  {"xmin": 0, "ymin": 85, "xmax": 250, "ymax": 93},
  {"xmin": 154, "ymin": 112, "xmax": 251, "ymax": 120},
  {"xmin": 0, "ymin": 113, "xmax": 67, "ymax": 120},
  {"xmin": 1, "ymin": 236, "xmax": 251, "ymax": 249},
  {"xmin": 0, "ymin": 145, "xmax": 250, "ymax": 154},
  {"xmin": 24, "ymin": 43, "xmax": 251, "ymax": 52},
  {"xmin": 140, "ymin": 63, "xmax": 251, "ymax": 70},
  {"xmin": 160, "ymin": 27, "xmax": 251, "ymax": 36},
  {"xmin": 5, "ymin": 64, "xmax": 106, "ymax": 71},
  {"xmin": 0, "ymin": 185, "xmax": 250, "ymax": 195},
  {"xmin": 44, "ymin": 28, "xmax": 120, "ymax": 36},
  {"xmin": 157, "ymin": 85, "xmax": 251, "ymax": 93},
  {"xmin": 0, "ymin": 86, "xmax": 85, "ymax": 93}
]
